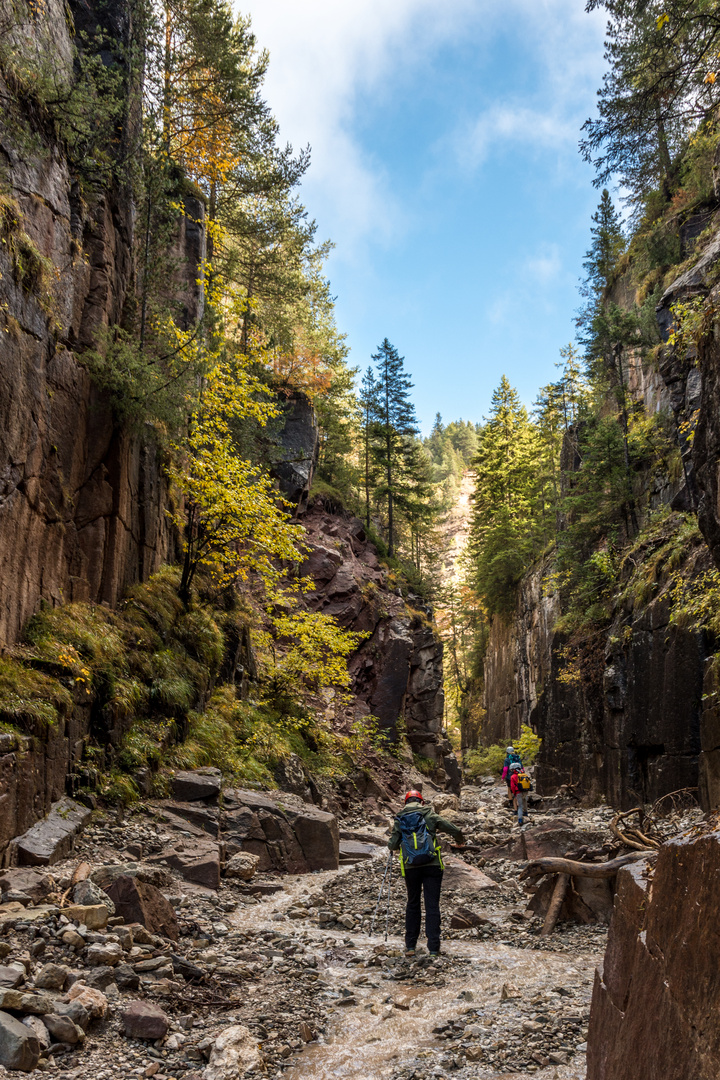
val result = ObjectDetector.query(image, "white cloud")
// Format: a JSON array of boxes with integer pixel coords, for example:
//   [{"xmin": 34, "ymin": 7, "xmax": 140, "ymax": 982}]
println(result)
[
  {"xmin": 525, "ymin": 243, "xmax": 562, "ymax": 284},
  {"xmin": 238, "ymin": 0, "xmax": 606, "ymax": 260},
  {"xmin": 244, "ymin": 0, "xmax": 471, "ymax": 255},
  {"xmin": 460, "ymin": 104, "xmax": 578, "ymax": 168}
]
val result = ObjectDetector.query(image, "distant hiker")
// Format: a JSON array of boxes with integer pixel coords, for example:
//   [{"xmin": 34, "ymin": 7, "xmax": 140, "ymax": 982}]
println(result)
[
  {"xmin": 388, "ymin": 790, "xmax": 465, "ymax": 957},
  {"xmin": 509, "ymin": 762, "xmax": 531, "ymax": 826},
  {"xmin": 502, "ymin": 746, "xmax": 521, "ymax": 801}
]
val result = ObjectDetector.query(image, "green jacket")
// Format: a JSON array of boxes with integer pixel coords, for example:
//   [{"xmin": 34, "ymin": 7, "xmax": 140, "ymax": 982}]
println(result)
[{"xmin": 388, "ymin": 801, "xmax": 465, "ymax": 872}]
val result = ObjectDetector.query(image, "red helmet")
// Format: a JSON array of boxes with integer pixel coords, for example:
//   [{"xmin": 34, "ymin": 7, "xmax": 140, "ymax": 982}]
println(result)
[{"xmin": 404, "ymin": 790, "xmax": 424, "ymax": 803}]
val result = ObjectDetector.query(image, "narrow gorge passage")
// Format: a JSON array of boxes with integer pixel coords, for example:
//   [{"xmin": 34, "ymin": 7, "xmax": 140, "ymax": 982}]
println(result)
[{"xmin": 6, "ymin": 0, "xmax": 720, "ymax": 1075}]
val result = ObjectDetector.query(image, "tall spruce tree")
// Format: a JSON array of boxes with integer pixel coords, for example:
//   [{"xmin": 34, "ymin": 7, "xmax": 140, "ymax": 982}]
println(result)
[
  {"xmin": 467, "ymin": 376, "xmax": 540, "ymax": 612},
  {"xmin": 359, "ymin": 366, "xmax": 381, "ymax": 529},
  {"xmin": 371, "ymin": 339, "xmax": 419, "ymax": 556}
]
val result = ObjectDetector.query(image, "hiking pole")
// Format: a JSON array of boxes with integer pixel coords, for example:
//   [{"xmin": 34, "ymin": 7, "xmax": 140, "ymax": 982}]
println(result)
[{"xmin": 370, "ymin": 851, "xmax": 392, "ymax": 937}]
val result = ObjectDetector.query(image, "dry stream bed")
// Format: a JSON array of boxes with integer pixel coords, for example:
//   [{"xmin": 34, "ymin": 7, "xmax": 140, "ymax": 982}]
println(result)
[{"xmin": 0, "ymin": 782, "xmax": 653, "ymax": 1080}]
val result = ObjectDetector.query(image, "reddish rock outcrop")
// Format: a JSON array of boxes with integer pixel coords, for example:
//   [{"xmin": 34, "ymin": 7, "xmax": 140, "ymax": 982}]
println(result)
[
  {"xmin": 104, "ymin": 876, "xmax": 178, "ymax": 941},
  {"xmin": 587, "ymin": 819, "xmax": 720, "ymax": 1079},
  {"xmin": 301, "ymin": 498, "xmax": 457, "ymax": 785}
]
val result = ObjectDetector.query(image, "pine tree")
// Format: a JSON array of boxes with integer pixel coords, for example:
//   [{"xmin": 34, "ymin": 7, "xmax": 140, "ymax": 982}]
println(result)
[
  {"xmin": 580, "ymin": 1, "xmax": 718, "ymax": 204},
  {"xmin": 371, "ymin": 339, "xmax": 419, "ymax": 556},
  {"xmin": 394, "ymin": 438, "xmax": 439, "ymax": 571},
  {"xmin": 577, "ymin": 191, "xmax": 626, "ymax": 342},
  {"xmin": 467, "ymin": 376, "xmax": 540, "ymax": 612},
  {"xmin": 358, "ymin": 366, "xmax": 381, "ymax": 529}
]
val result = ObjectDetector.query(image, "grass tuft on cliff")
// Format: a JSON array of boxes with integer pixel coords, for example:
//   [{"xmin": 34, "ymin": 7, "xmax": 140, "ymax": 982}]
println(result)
[{"xmin": 0, "ymin": 657, "xmax": 73, "ymax": 733}]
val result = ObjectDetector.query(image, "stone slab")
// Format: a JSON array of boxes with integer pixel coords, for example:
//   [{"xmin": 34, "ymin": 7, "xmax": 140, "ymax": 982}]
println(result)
[{"xmin": 12, "ymin": 799, "xmax": 92, "ymax": 866}]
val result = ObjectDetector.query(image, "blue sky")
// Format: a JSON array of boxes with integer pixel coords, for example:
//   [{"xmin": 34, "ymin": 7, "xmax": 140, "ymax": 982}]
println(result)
[{"xmin": 243, "ymin": 0, "xmax": 608, "ymax": 433}]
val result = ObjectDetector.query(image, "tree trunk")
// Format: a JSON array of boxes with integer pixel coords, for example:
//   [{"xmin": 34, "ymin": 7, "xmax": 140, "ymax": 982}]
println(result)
[
  {"xmin": 520, "ymin": 850, "xmax": 656, "ymax": 881},
  {"xmin": 541, "ymin": 873, "xmax": 569, "ymax": 936},
  {"xmin": 364, "ymin": 408, "xmax": 371, "ymax": 529}
]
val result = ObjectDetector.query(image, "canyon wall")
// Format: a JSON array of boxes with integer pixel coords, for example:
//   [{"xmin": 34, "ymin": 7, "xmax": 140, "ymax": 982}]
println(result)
[
  {"xmin": 482, "ymin": 545, "xmax": 706, "ymax": 806},
  {"xmin": 483, "ymin": 230, "xmax": 720, "ymax": 807},
  {"xmin": 301, "ymin": 496, "xmax": 458, "ymax": 790},
  {"xmin": 0, "ymin": 0, "xmax": 201, "ymax": 648}
]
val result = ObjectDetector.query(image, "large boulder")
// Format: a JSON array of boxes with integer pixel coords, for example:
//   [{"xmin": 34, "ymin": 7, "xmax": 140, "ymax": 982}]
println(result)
[
  {"xmin": 442, "ymin": 855, "xmax": 498, "ymax": 894},
  {"xmin": 203, "ymin": 1023, "xmax": 262, "ymax": 1080},
  {"xmin": 63, "ymin": 903, "xmax": 110, "ymax": 930},
  {"xmin": 105, "ymin": 875, "xmax": 178, "ymax": 941},
  {"xmin": 280, "ymin": 803, "xmax": 340, "ymax": 871},
  {"xmin": 42, "ymin": 1013, "xmax": 84, "ymax": 1045},
  {"xmin": 222, "ymin": 789, "xmax": 339, "ymax": 873},
  {"xmin": 224, "ymin": 852, "xmax": 259, "ymax": 881},
  {"xmin": 587, "ymin": 820, "xmax": 720, "ymax": 1079},
  {"xmin": 64, "ymin": 983, "xmax": 109, "ymax": 1020},
  {"xmin": 157, "ymin": 801, "xmax": 220, "ymax": 837},
  {"xmin": 0, "ymin": 869, "xmax": 54, "ymax": 904},
  {"xmin": 152, "ymin": 839, "xmax": 221, "ymax": 889},
  {"xmin": 0, "ymin": 1010, "xmax": 41, "ymax": 1071},
  {"xmin": 299, "ymin": 545, "xmax": 343, "ymax": 584},
  {"xmin": 72, "ymin": 879, "xmax": 115, "ymax": 913},
  {"xmin": 121, "ymin": 1001, "xmax": 170, "ymax": 1040}
]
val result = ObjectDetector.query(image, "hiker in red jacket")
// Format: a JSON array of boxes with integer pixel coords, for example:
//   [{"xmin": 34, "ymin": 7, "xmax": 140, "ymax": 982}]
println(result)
[{"xmin": 509, "ymin": 763, "xmax": 531, "ymax": 826}]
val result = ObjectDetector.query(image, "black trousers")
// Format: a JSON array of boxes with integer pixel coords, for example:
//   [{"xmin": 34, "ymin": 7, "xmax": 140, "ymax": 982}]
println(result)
[{"xmin": 404, "ymin": 865, "xmax": 444, "ymax": 952}]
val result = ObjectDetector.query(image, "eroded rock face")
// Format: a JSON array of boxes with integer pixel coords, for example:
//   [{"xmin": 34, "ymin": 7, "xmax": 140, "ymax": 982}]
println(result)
[
  {"xmin": 483, "ymin": 543, "xmax": 706, "ymax": 808},
  {"xmin": 302, "ymin": 498, "xmax": 457, "ymax": 785},
  {"xmin": 587, "ymin": 820, "xmax": 720, "ymax": 1079},
  {"xmin": 0, "ymin": 0, "xmax": 211, "ymax": 649},
  {"xmin": 271, "ymin": 394, "xmax": 319, "ymax": 511}
]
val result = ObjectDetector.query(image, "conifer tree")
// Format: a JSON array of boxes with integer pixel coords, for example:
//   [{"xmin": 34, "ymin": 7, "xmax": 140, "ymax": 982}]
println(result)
[
  {"xmin": 358, "ymin": 366, "xmax": 381, "ymax": 530},
  {"xmin": 580, "ymin": 1, "xmax": 718, "ymax": 203},
  {"xmin": 371, "ymin": 339, "xmax": 419, "ymax": 556},
  {"xmin": 467, "ymin": 376, "xmax": 540, "ymax": 612}
]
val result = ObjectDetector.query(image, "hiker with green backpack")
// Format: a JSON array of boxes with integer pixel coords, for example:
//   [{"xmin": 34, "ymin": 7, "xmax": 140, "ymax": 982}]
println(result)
[
  {"xmin": 509, "ymin": 762, "xmax": 532, "ymax": 826},
  {"xmin": 387, "ymin": 790, "xmax": 466, "ymax": 957}
]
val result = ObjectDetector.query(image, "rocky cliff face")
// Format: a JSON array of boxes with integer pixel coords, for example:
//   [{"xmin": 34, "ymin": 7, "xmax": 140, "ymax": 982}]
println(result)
[
  {"xmin": 0, "ymin": 0, "xmax": 199, "ymax": 648},
  {"xmin": 481, "ymin": 222, "xmax": 720, "ymax": 808},
  {"xmin": 300, "ymin": 497, "xmax": 458, "ymax": 790},
  {"xmin": 483, "ymin": 526, "xmax": 708, "ymax": 807},
  {"xmin": 587, "ymin": 819, "xmax": 720, "ymax": 1080}
]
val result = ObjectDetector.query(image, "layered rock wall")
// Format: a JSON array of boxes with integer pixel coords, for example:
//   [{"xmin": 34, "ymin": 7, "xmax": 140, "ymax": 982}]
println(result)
[
  {"xmin": 0, "ymin": 0, "xmax": 205, "ymax": 647},
  {"xmin": 483, "ymin": 540, "xmax": 706, "ymax": 806},
  {"xmin": 587, "ymin": 821, "xmax": 720, "ymax": 1079},
  {"xmin": 0, "ymin": 699, "xmax": 91, "ymax": 859}
]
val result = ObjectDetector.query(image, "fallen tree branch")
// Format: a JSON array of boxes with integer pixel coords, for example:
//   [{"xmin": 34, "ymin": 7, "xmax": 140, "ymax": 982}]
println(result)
[
  {"xmin": 519, "ymin": 850, "xmax": 656, "ymax": 881},
  {"xmin": 541, "ymin": 873, "xmax": 569, "ymax": 936},
  {"xmin": 609, "ymin": 808, "xmax": 662, "ymax": 850},
  {"xmin": 649, "ymin": 787, "xmax": 699, "ymax": 818},
  {"xmin": 609, "ymin": 820, "xmax": 654, "ymax": 850}
]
